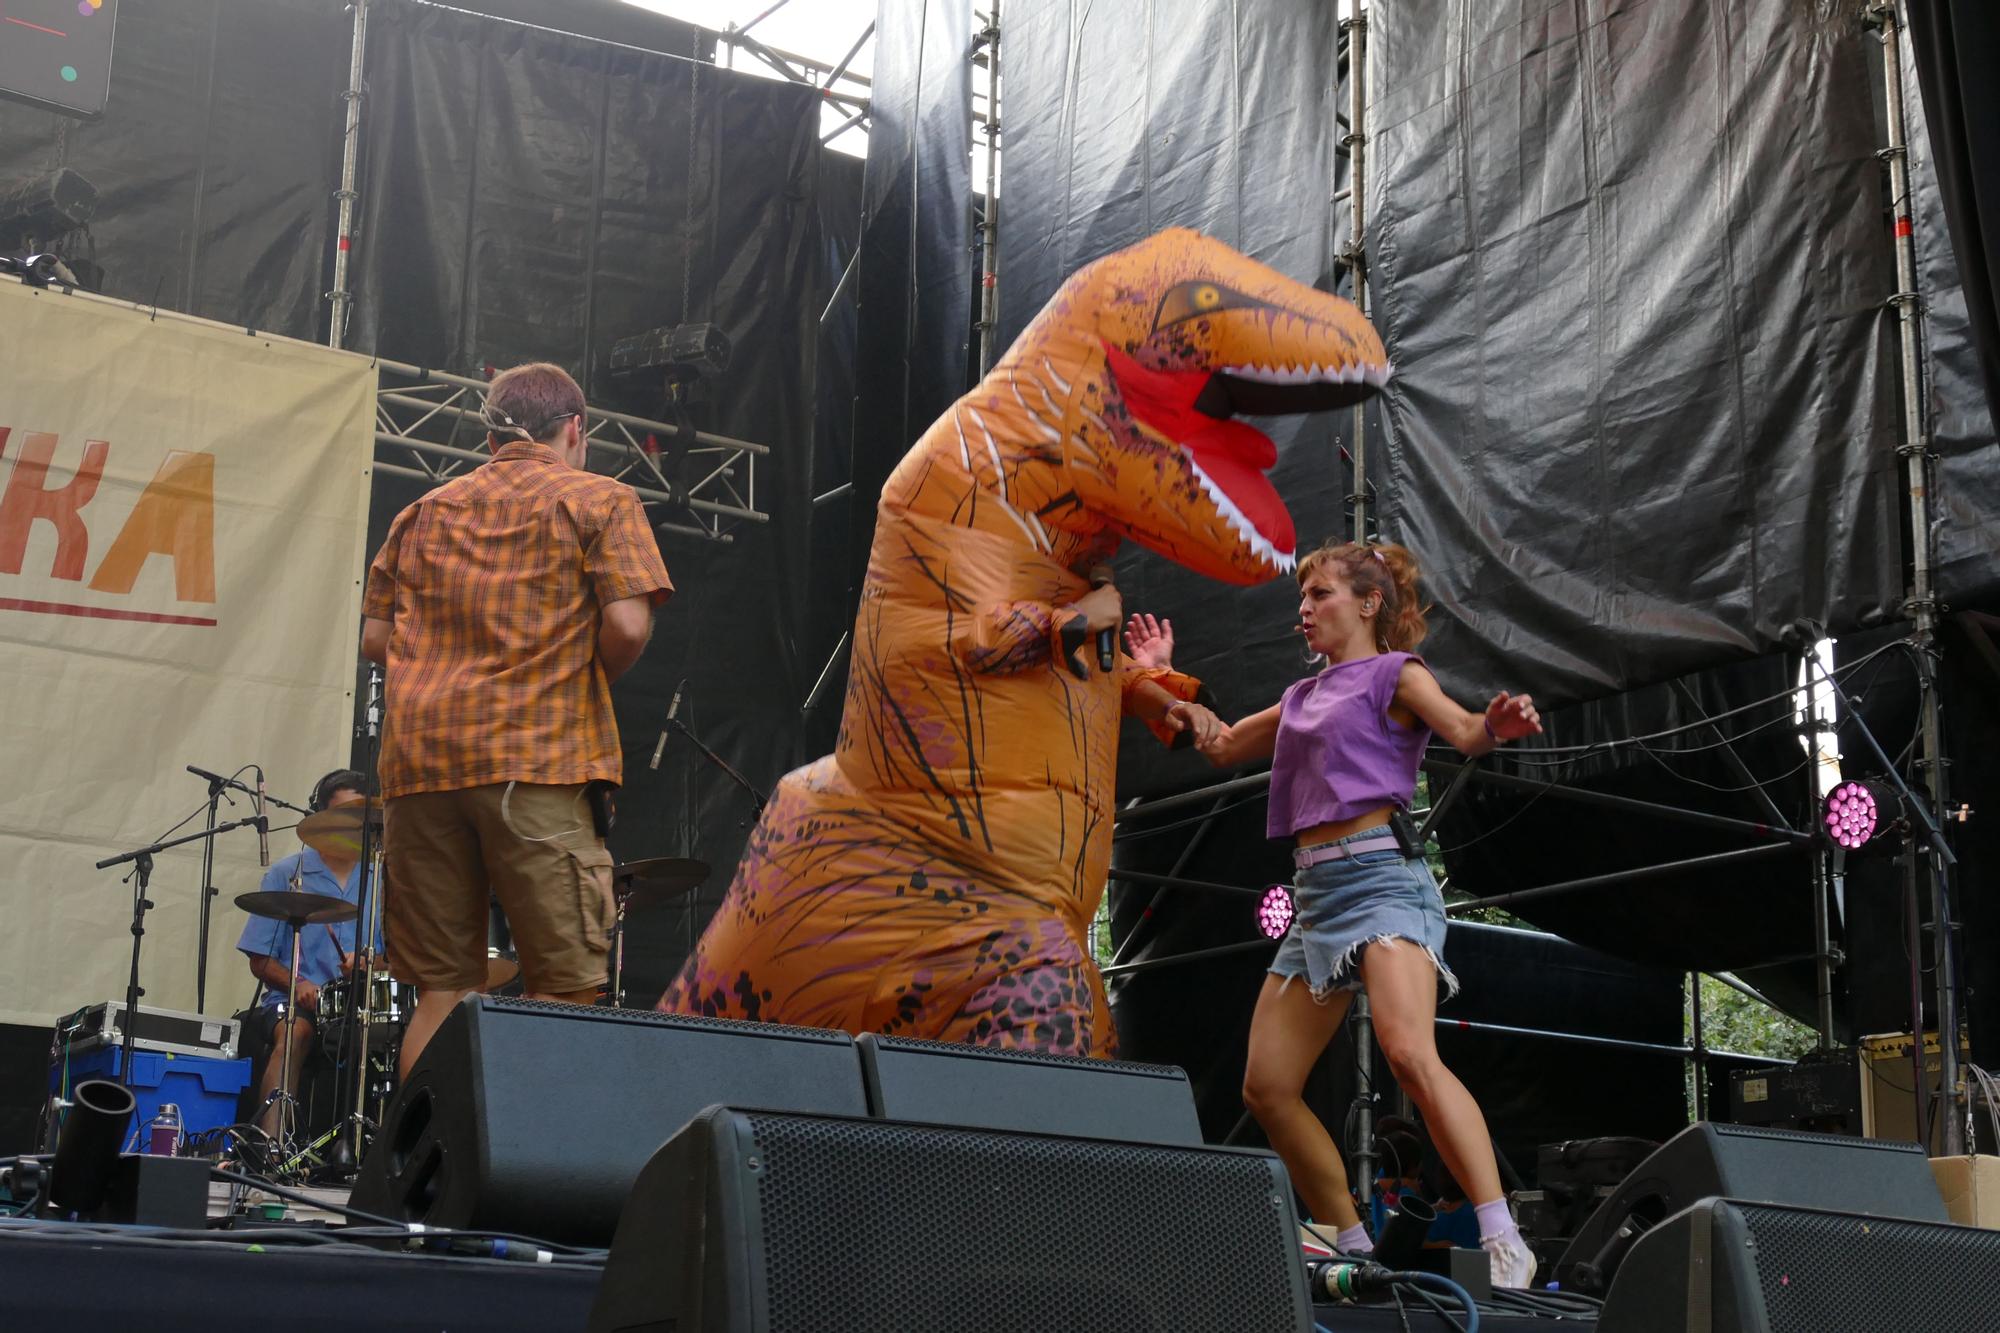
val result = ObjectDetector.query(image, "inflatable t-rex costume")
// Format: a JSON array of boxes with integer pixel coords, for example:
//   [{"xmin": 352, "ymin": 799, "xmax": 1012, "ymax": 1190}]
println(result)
[{"xmin": 659, "ymin": 229, "xmax": 1387, "ymax": 1054}]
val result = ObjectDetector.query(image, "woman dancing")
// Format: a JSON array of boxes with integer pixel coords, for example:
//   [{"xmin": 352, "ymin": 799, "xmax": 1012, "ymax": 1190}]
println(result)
[{"xmin": 1133, "ymin": 541, "xmax": 1541, "ymax": 1286}]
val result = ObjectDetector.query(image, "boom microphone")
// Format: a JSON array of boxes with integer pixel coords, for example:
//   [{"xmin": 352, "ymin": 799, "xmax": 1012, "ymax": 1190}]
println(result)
[{"xmin": 649, "ymin": 679, "xmax": 687, "ymax": 771}]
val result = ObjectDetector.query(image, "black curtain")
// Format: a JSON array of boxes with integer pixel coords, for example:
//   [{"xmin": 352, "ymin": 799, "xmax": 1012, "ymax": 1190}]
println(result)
[
  {"xmin": 0, "ymin": 0, "xmax": 348, "ymax": 340},
  {"xmin": 1899, "ymin": 2, "xmax": 2000, "ymax": 610},
  {"xmin": 842, "ymin": 0, "xmax": 974, "ymax": 615},
  {"xmin": 348, "ymin": 2, "xmax": 832, "ymax": 1004},
  {"xmin": 1905, "ymin": 0, "xmax": 2000, "ymax": 432}
]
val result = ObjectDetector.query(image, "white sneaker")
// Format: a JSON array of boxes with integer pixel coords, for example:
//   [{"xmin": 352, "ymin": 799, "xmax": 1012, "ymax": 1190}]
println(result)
[{"xmin": 1482, "ymin": 1231, "xmax": 1536, "ymax": 1289}]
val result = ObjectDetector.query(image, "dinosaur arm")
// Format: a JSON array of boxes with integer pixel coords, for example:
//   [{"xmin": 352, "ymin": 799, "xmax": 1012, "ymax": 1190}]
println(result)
[
  {"xmin": 1122, "ymin": 663, "xmax": 1211, "ymax": 747},
  {"xmin": 954, "ymin": 600, "xmax": 1091, "ymax": 676}
]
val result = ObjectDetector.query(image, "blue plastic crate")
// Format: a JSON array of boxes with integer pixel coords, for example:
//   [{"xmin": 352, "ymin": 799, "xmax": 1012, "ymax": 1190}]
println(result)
[{"xmin": 49, "ymin": 1045, "xmax": 254, "ymax": 1149}]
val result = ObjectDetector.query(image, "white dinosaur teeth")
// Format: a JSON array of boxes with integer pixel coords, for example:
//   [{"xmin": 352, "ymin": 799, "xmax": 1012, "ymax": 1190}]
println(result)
[
  {"xmin": 1185, "ymin": 455, "xmax": 1297, "ymax": 574},
  {"xmin": 1221, "ymin": 359, "xmax": 1395, "ymax": 388}
]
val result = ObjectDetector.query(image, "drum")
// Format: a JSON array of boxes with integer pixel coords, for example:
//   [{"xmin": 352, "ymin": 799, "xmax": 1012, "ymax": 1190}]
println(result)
[{"xmin": 318, "ymin": 973, "xmax": 409, "ymax": 1056}]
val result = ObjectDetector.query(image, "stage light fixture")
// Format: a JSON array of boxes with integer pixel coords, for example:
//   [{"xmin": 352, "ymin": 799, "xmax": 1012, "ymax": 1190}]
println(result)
[
  {"xmin": 1256, "ymin": 885, "xmax": 1295, "ymax": 940},
  {"xmin": 1821, "ymin": 777, "xmax": 1905, "ymax": 854},
  {"xmin": 608, "ymin": 321, "xmax": 732, "ymax": 401}
]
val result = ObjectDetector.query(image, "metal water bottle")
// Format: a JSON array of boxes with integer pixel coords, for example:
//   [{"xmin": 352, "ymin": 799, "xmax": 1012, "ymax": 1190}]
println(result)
[{"xmin": 146, "ymin": 1102, "xmax": 182, "ymax": 1156}]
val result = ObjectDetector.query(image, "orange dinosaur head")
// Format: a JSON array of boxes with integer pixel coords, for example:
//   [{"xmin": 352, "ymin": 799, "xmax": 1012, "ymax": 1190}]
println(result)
[{"xmin": 997, "ymin": 228, "xmax": 1388, "ymax": 584}]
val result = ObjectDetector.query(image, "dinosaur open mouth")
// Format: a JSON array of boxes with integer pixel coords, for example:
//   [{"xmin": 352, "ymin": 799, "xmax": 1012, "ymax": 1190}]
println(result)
[{"xmin": 1104, "ymin": 343, "xmax": 1389, "ymax": 573}]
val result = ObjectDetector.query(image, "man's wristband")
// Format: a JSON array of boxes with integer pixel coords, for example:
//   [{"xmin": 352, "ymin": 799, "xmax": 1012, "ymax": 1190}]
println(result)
[{"xmin": 1483, "ymin": 715, "xmax": 1501, "ymax": 744}]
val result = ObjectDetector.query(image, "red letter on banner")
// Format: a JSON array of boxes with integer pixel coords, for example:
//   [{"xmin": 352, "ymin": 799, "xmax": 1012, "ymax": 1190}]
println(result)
[
  {"xmin": 87, "ymin": 450, "xmax": 217, "ymax": 603},
  {"xmin": 0, "ymin": 430, "xmax": 111, "ymax": 581}
]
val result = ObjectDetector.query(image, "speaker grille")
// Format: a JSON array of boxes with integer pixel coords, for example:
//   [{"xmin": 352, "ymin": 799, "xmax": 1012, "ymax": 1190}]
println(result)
[
  {"xmin": 1712, "ymin": 1122, "xmax": 1927, "ymax": 1154},
  {"xmin": 868, "ymin": 1033, "xmax": 1187, "ymax": 1079},
  {"xmin": 484, "ymin": 996, "xmax": 839, "ymax": 1042},
  {"xmin": 744, "ymin": 1113, "xmax": 1300, "ymax": 1332},
  {"xmin": 1738, "ymin": 1203, "xmax": 2000, "ymax": 1333}
]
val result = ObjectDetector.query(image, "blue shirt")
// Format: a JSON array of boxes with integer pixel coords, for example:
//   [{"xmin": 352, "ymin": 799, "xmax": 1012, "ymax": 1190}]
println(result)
[{"xmin": 236, "ymin": 849, "xmax": 381, "ymax": 1010}]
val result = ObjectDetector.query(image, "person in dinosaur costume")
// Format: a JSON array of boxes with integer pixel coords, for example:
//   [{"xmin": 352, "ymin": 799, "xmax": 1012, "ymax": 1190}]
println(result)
[{"xmin": 658, "ymin": 228, "xmax": 1389, "ymax": 1055}]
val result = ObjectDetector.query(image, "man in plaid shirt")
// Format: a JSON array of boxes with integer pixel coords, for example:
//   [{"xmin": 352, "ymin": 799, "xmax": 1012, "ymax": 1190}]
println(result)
[{"xmin": 362, "ymin": 362, "xmax": 673, "ymax": 1076}]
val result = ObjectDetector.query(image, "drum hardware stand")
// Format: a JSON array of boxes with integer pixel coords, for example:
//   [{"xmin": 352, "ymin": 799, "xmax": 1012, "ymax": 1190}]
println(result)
[
  {"xmin": 342, "ymin": 661, "xmax": 389, "ymax": 1170},
  {"xmin": 95, "ymin": 816, "xmax": 268, "ymax": 1092}
]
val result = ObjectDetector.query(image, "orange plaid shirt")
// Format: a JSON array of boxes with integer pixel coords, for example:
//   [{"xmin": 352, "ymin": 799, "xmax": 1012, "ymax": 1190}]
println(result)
[{"xmin": 363, "ymin": 441, "xmax": 673, "ymax": 798}]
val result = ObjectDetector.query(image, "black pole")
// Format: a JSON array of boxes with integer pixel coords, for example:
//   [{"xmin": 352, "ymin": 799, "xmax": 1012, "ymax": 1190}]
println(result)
[
  {"xmin": 193, "ymin": 777, "xmax": 225, "ymax": 1013},
  {"xmin": 672, "ymin": 717, "xmax": 768, "ymax": 816},
  {"xmin": 1422, "ymin": 760, "xmax": 1815, "ymax": 846},
  {"xmin": 1099, "ymin": 937, "xmax": 1273, "ymax": 979},
  {"xmin": 119, "ymin": 854, "xmax": 153, "ymax": 1089},
  {"xmin": 1443, "ymin": 842, "xmax": 1800, "ymax": 915},
  {"xmin": 1104, "ymin": 867, "xmax": 1265, "ymax": 898}
]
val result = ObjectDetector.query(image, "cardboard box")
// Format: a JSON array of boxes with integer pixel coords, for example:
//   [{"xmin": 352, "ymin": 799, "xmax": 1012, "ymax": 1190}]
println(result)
[{"xmin": 1929, "ymin": 1155, "xmax": 2000, "ymax": 1229}]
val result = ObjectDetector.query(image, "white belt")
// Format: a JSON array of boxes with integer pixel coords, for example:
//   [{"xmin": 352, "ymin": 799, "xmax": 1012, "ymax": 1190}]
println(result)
[{"xmin": 1293, "ymin": 833, "xmax": 1401, "ymax": 871}]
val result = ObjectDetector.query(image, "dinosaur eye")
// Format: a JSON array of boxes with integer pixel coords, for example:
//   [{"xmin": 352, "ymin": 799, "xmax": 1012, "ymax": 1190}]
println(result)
[{"xmin": 1152, "ymin": 280, "xmax": 1260, "ymax": 330}]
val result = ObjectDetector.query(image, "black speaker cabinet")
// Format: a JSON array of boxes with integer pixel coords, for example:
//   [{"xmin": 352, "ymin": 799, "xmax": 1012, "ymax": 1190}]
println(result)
[
  {"xmin": 349, "ymin": 997, "xmax": 868, "ymax": 1245},
  {"xmin": 1555, "ymin": 1121, "xmax": 1948, "ymax": 1293},
  {"xmin": 588, "ymin": 1107, "xmax": 1314, "ymax": 1333},
  {"xmin": 1598, "ymin": 1197, "xmax": 2000, "ymax": 1333},
  {"xmin": 856, "ymin": 1032, "xmax": 1204, "ymax": 1144}
]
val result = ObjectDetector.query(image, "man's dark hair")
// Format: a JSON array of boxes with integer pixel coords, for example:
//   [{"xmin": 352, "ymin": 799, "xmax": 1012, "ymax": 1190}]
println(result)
[
  {"xmin": 310, "ymin": 769, "xmax": 368, "ymax": 812},
  {"xmin": 482, "ymin": 362, "xmax": 587, "ymax": 444}
]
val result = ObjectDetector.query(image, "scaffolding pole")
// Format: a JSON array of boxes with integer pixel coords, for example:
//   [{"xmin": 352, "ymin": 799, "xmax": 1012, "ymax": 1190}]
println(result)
[
  {"xmin": 975, "ymin": 3, "xmax": 1002, "ymax": 375},
  {"xmin": 1872, "ymin": 0, "xmax": 1966, "ymax": 1155},
  {"xmin": 326, "ymin": 0, "xmax": 368, "ymax": 350},
  {"xmin": 1341, "ymin": 0, "xmax": 1370, "ymax": 543}
]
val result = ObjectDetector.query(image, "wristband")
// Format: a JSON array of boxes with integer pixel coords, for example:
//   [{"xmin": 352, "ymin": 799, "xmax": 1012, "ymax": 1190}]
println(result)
[{"xmin": 1483, "ymin": 715, "xmax": 1501, "ymax": 744}]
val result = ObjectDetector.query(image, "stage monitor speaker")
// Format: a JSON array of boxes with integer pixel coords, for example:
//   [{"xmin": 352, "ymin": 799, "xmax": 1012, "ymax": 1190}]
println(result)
[
  {"xmin": 588, "ymin": 1107, "xmax": 1314, "ymax": 1333},
  {"xmin": 349, "ymin": 997, "xmax": 868, "ymax": 1246},
  {"xmin": 1554, "ymin": 1120, "xmax": 1947, "ymax": 1294},
  {"xmin": 855, "ymin": 1032, "xmax": 1204, "ymax": 1145},
  {"xmin": 1597, "ymin": 1196, "xmax": 2000, "ymax": 1333}
]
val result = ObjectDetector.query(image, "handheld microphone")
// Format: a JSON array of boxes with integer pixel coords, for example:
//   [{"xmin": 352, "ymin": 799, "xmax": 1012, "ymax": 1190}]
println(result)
[
  {"xmin": 255, "ymin": 770, "xmax": 270, "ymax": 868},
  {"xmin": 1088, "ymin": 564, "xmax": 1117, "ymax": 672},
  {"xmin": 649, "ymin": 679, "xmax": 687, "ymax": 771}
]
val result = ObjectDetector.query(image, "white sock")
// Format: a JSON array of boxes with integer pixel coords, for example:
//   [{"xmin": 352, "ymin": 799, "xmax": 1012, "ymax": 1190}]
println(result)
[
  {"xmin": 1474, "ymin": 1196, "xmax": 1519, "ymax": 1242},
  {"xmin": 1335, "ymin": 1222, "xmax": 1373, "ymax": 1254}
]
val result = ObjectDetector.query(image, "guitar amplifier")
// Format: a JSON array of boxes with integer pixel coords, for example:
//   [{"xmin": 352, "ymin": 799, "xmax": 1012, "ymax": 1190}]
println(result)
[{"xmin": 53, "ymin": 1002, "xmax": 241, "ymax": 1060}]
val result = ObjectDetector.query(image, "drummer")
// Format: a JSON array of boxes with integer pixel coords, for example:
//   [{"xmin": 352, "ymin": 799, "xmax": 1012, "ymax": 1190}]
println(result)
[{"xmin": 237, "ymin": 769, "xmax": 383, "ymax": 1137}]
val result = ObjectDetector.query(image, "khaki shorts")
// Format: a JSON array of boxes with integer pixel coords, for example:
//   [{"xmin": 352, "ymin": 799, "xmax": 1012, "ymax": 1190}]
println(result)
[{"xmin": 383, "ymin": 782, "xmax": 615, "ymax": 995}]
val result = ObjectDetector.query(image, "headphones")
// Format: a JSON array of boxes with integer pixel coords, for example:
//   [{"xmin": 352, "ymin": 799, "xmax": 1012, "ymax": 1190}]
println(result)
[{"xmin": 309, "ymin": 769, "xmax": 367, "ymax": 813}]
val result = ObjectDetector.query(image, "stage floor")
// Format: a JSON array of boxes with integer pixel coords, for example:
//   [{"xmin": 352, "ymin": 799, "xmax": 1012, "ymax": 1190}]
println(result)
[{"xmin": 0, "ymin": 1213, "xmax": 1593, "ymax": 1333}]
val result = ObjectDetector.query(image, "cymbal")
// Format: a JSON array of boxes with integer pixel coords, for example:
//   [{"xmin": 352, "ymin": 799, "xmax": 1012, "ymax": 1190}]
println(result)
[
  {"xmin": 484, "ymin": 949, "xmax": 520, "ymax": 991},
  {"xmin": 613, "ymin": 856, "xmax": 709, "ymax": 909},
  {"xmin": 296, "ymin": 803, "xmax": 383, "ymax": 860},
  {"xmin": 235, "ymin": 889, "xmax": 359, "ymax": 926}
]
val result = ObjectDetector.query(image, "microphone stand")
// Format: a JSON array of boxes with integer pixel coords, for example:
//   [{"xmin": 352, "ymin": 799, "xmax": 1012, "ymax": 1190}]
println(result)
[
  {"xmin": 193, "ymin": 773, "xmax": 231, "ymax": 1014},
  {"xmin": 96, "ymin": 818, "xmax": 266, "ymax": 1090},
  {"xmin": 669, "ymin": 715, "xmax": 768, "ymax": 819},
  {"xmin": 186, "ymin": 766, "xmax": 311, "ymax": 1012}
]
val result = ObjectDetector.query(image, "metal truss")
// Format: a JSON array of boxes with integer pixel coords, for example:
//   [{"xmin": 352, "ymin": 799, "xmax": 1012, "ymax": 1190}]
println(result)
[{"xmin": 371, "ymin": 359, "xmax": 770, "ymax": 544}]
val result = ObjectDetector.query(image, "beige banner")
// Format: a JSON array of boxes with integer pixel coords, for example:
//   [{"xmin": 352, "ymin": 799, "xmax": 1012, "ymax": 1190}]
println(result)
[{"xmin": 0, "ymin": 280, "xmax": 374, "ymax": 1027}]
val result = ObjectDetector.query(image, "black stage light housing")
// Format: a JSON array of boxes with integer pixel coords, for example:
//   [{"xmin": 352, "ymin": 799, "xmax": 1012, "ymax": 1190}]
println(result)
[{"xmin": 608, "ymin": 321, "xmax": 732, "ymax": 399}]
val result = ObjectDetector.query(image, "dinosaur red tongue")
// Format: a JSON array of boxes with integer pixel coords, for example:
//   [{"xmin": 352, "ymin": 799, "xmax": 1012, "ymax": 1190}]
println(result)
[{"xmin": 1104, "ymin": 343, "xmax": 1296, "ymax": 556}]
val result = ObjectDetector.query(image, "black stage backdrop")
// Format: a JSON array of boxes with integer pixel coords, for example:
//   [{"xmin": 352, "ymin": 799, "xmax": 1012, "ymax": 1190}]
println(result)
[
  {"xmin": 0, "ymin": 0, "xmax": 349, "ymax": 340},
  {"xmin": 996, "ymin": 0, "xmax": 1912, "ymax": 719},
  {"xmin": 842, "ymin": 0, "xmax": 973, "ymax": 624},
  {"xmin": 1899, "ymin": 9, "xmax": 2000, "ymax": 609},
  {"xmin": 996, "ymin": 0, "xmax": 1355, "ymax": 798},
  {"xmin": 1367, "ymin": 0, "xmax": 1902, "ymax": 708},
  {"xmin": 348, "ymin": 2, "xmax": 834, "ymax": 1006}
]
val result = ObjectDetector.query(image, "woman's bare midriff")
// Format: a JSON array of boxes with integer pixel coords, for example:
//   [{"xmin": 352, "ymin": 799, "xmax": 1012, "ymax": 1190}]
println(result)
[{"xmin": 1295, "ymin": 804, "xmax": 1394, "ymax": 850}]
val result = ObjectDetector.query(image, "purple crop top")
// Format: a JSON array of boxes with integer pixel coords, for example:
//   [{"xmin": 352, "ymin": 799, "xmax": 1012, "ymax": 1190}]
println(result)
[{"xmin": 1266, "ymin": 651, "xmax": 1432, "ymax": 838}]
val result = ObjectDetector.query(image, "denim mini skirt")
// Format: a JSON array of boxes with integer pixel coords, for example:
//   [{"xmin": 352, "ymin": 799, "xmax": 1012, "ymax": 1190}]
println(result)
[{"xmin": 1269, "ymin": 828, "xmax": 1459, "ymax": 1001}]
